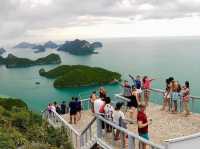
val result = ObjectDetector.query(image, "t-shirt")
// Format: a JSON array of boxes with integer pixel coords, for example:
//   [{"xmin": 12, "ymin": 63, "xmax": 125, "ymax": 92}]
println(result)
[
  {"xmin": 123, "ymin": 84, "xmax": 132, "ymax": 97},
  {"xmin": 94, "ymin": 99, "xmax": 104, "ymax": 113},
  {"xmin": 104, "ymin": 104, "xmax": 114, "ymax": 120},
  {"xmin": 143, "ymin": 79, "xmax": 152, "ymax": 89},
  {"xmin": 135, "ymin": 80, "xmax": 141, "ymax": 89},
  {"xmin": 137, "ymin": 111, "xmax": 148, "ymax": 134},
  {"xmin": 69, "ymin": 101, "xmax": 76, "ymax": 112},
  {"xmin": 113, "ymin": 110, "xmax": 125, "ymax": 126}
]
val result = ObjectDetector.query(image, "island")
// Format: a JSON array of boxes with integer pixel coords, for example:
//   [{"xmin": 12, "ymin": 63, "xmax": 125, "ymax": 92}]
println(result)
[
  {"xmin": 14, "ymin": 42, "xmax": 37, "ymax": 49},
  {"xmin": 0, "ymin": 48, "xmax": 6, "ymax": 55},
  {"xmin": 32, "ymin": 45, "xmax": 46, "ymax": 53},
  {"xmin": 57, "ymin": 39, "xmax": 103, "ymax": 55},
  {"xmin": 44, "ymin": 41, "xmax": 58, "ymax": 49},
  {"xmin": 0, "ymin": 97, "xmax": 72, "ymax": 149},
  {"xmin": 39, "ymin": 65, "xmax": 121, "ymax": 88},
  {"xmin": 0, "ymin": 53, "xmax": 61, "ymax": 68}
]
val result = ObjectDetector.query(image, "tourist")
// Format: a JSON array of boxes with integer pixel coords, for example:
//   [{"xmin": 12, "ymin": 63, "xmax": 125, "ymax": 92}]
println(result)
[
  {"xmin": 75, "ymin": 97, "xmax": 82, "ymax": 121},
  {"xmin": 94, "ymin": 98, "xmax": 105, "ymax": 114},
  {"xmin": 161, "ymin": 78, "xmax": 171, "ymax": 111},
  {"xmin": 90, "ymin": 91, "xmax": 97, "ymax": 113},
  {"xmin": 54, "ymin": 101, "xmax": 61, "ymax": 114},
  {"xmin": 171, "ymin": 81, "xmax": 181, "ymax": 113},
  {"xmin": 129, "ymin": 74, "xmax": 142, "ymax": 101},
  {"xmin": 69, "ymin": 97, "xmax": 77, "ymax": 124},
  {"xmin": 121, "ymin": 80, "xmax": 132, "ymax": 99},
  {"xmin": 104, "ymin": 97, "xmax": 114, "ymax": 132},
  {"xmin": 60, "ymin": 101, "xmax": 66, "ymax": 114},
  {"xmin": 128, "ymin": 86, "xmax": 139, "ymax": 121},
  {"xmin": 113, "ymin": 102, "xmax": 127, "ymax": 140},
  {"xmin": 137, "ymin": 103, "xmax": 152, "ymax": 149},
  {"xmin": 99, "ymin": 87, "xmax": 107, "ymax": 99},
  {"xmin": 142, "ymin": 76, "xmax": 155, "ymax": 106},
  {"xmin": 182, "ymin": 81, "xmax": 190, "ymax": 116}
]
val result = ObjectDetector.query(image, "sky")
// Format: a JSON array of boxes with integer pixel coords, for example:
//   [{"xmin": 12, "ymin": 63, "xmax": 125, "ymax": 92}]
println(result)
[{"xmin": 1, "ymin": 0, "xmax": 200, "ymax": 45}]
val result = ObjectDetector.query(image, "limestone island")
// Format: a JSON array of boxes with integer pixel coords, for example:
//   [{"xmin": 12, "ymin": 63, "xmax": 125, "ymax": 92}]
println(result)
[
  {"xmin": 0, "ymin": 48, "xmax": 6, "ymax": 55},
  {"xmin": 39, "ymin": 65, "xmax": 121, "ymax": 88},
  {"xmin": 57, "ymin": 39, "xmax": 103, "ymax": 55},
  {"xmin": 0, "ymin": 53, "xmax": 61, "ymax": 68},
  {"xmin": 32, "ymin": 45, "xmax": 46, "ymax": 53}
]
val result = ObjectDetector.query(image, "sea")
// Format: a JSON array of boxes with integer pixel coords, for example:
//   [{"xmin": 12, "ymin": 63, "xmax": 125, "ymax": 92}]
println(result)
[{"xmin": 1, "ymin": 36, "xmax": 200, "ymax": 113}]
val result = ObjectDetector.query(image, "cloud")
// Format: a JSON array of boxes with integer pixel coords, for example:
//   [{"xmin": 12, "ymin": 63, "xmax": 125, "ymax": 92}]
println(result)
[{"xmin": 0, "ymin": 0, "xmax": 200, "ymax": 42}]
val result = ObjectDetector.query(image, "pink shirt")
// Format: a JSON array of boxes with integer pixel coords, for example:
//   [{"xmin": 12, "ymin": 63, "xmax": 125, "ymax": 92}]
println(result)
[{"xmin": 143, "ymin": 79, "xmax": 152, "ymax": 89}]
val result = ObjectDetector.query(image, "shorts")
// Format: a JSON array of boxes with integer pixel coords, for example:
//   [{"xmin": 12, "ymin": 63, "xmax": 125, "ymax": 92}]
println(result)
[
  {"xmin": 137, "ymin": 89, "xmax": 142, "ymax": 94},
  {"xmin": 144, "ymin": 89, "xmax": 150, "ymax": 97},
  {"xmin": 70, "ymin": 110, "xmax": 77, "ymax": 116},
  {"xmin": 139, "ymin": 133, "xmax": 149, "ymax": 140}
]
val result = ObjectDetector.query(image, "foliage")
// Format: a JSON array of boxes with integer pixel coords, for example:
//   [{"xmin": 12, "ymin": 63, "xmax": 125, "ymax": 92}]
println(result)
[
  {"xmin": 0, "ymin": 98, "xmax": 73, "ymax": 149},
  {"xmin": 39, "ymin": 65, "xmax": 121, "ymax": 88},
  {"xmin": 0, "ymin": 53, "xmax": 61, "ymax": 68}
]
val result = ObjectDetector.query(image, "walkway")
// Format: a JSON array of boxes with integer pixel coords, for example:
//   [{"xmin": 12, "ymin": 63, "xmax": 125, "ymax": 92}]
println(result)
[{"xmin": 62, "ymin": 102, "xmax": 200, "ymax": 146}]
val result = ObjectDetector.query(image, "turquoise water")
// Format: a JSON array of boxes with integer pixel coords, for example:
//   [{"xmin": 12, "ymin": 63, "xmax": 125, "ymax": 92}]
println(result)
[{"xmin": 1, "ymin": 36, "xmax": 200, "ymax": 112}]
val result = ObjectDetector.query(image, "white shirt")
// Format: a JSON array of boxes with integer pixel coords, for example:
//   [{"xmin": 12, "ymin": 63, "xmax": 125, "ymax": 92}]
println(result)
[
  {"xmin": 113, "ymin": 110, "xmax": 125, "ymax": 126},
  {"xmin": 94, "ymin": 98, "xmax": 104, "ymax": 113},
  {"xmin": 104, "ymin": 104, "xmax": 114, "ymax": 119}
]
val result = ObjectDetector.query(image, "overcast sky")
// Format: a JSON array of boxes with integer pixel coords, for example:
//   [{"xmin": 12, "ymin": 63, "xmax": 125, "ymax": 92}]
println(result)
[{"xmin": 1, "ymin": 0, "xmax": 200, "ymax": 44}]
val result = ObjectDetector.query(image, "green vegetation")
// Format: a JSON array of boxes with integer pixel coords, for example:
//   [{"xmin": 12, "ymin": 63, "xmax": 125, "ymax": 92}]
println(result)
[
  {"xmin": 0, "ymin": 97, "xmax": 73, "ymax": 149},
  {"xmin": 0, "ymin": 53, "xmax": 61, "ymax": 68},
  {"xmin": 57, "ymin": 39, "xmax": 102, "ymax": 55},
  {"xmin": 39, "ymin": 65, "xmax": 121, "ymax": 88}
]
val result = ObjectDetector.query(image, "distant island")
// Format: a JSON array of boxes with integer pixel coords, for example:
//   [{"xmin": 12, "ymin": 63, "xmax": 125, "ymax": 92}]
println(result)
[
  {"xmin": 57, "ymin": 39, "xmax": 103, "ymax": 55},
  {"xmin": 0, "ymin": 48, "xmax": 6, "ymax": 55},
  {"xmin": 0, "ymin": 53, "xmax": 61, "ymax": 68},
  {"xmin": 14, "ymin": 39, "xmax": 103, "ymax": 55},
  {"xmin": 39, "ymin": 65, "xmax": 121, "ymax": 88},
  {"xmin": 32, "ymin": 45, "xmax": 46, "ymax": 53},
  {"xmin": 14, "ymin": 41, "xmax": 58, "ymax": 53}
]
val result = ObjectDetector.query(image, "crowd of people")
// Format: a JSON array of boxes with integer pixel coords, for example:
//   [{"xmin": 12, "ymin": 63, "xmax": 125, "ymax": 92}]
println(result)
[{"xmin": 47, "ymin": 75, "xmax": 191, "ymax": 149}]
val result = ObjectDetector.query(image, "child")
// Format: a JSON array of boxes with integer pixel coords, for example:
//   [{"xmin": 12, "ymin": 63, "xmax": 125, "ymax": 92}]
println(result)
[{"xmin": 171, "ymin": 81, "xmax": 181, "ymax": 113}]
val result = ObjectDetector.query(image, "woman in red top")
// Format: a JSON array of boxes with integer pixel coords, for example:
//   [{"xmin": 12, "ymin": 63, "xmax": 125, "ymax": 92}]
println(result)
[{"xmin": 142, "ymin": 76, "xmax": 155, "ymax": 106}]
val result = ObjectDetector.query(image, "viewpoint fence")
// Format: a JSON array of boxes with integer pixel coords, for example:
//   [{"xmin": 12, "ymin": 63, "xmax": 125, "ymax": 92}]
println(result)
[{"xmin": 42, "ymin": 87, "xmax": 200, "ymax": 149}]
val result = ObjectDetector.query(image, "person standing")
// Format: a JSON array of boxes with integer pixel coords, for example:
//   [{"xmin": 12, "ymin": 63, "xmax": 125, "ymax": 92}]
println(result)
[
  {"xmin": 99, "ymin": 87, "xmax": 107, "ymax": 99},
  {"xmin": 60, "ymin": 101, "xmax": 66, "ymax": 114},
  {"xmin": 142, "ymin": 76, "xmax": 155, "ymax": 106},
  {"xmin": 137, "ymin": 104, "xmax": 152, "ymax": 149},
  {"xmin": 69, "ymin": 97, "xmax": 77, "ymax": 124},
  {"xmin": 182, "ymin": 81, "xmax": 190, "ymax": 116},
  {"xmin": 75, "ymin": 97, "xmax": 82, "ymax": 121},
  {"xmin": 90, "ymin": 91, "xmax": 97, "ymax": 113}
]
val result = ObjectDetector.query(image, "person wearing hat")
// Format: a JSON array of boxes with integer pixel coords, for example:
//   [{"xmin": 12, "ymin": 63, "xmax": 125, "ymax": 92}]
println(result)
[{"xmin": 137, "ymin": 103, "xmax": 152, "ymax": 149}]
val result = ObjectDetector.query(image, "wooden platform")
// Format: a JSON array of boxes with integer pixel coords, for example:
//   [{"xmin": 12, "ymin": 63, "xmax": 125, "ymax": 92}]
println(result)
[{"xmin": 62, "ymin": 103, "xmax": 200, "ymax": 146}]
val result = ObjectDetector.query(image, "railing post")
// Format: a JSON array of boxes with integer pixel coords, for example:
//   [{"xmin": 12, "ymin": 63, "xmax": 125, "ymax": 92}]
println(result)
[
  {"xmin": 128, "ymin": 135, "xmax": 135, "ymax": 149},
  {"xmin": 192, "ymin": 98, "xmax": 194, "ymax": 112},
  {"xmin": 97, "ymin": 117, "xmax": 102, "ymax": 138},
  {"xmin": 120, "ymin": 131, "xmax": 125, "ymax": 149}
]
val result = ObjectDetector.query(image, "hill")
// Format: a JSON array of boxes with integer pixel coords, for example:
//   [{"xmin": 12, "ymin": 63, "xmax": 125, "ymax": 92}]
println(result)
[
  {"xmin": 0, "ymin": 53, "xmax": 61, "ymax": 68},
  {"xmin": 39, "ymin": 65, "xmax": 121, "ymax": 88},
  {"xmin": 0, "ymin": 97, "xmax": 72, "ymax": 149},
  {"xmin": 57, "ymin": 39, "xmax": 103, "ymax": 55},
  {"xmin": 32, "ymin": 45, "xmax": 46, "ymax": 53},
  {"xmin": 0, "ymin": 48, "xmax": 6, "ymax": 55},
  {"xmin": 44, "ymin": 41, "xmax": 58, "ymax": 49},
  {"xmin": 14, "ymin": 42, "xmax": 37, "ymax": 49}
]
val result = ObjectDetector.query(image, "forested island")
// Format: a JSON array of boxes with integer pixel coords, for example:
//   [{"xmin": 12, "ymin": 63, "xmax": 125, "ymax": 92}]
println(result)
[
  {"xmin": 39, "ymin": 65, "xmax": 121, "ymax": 88},
  {"xmin": 0, "ymin": 97, "xmax": 72, "ymax": 149},
  {"xmin": 0, "ymin": 53, "xmax": 61, "ymax": 68},
  {"xmin": 57, "ymin": 39, "xmax": 103, "ymax": 55},
  {"xmin": 14, "ymin": 39, "xmax": 103, "ymax": 55}
]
